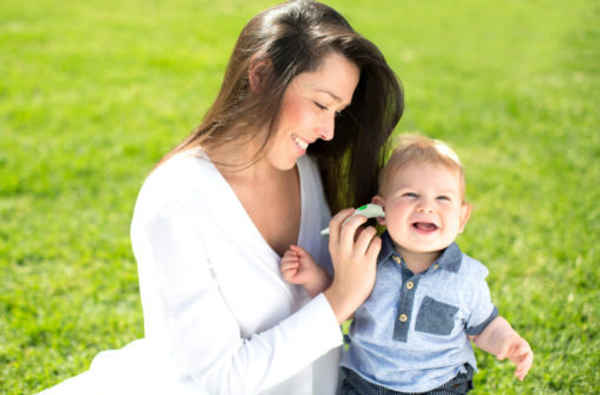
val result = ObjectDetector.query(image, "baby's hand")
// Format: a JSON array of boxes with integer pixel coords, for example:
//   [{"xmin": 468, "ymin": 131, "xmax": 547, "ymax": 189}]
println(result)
[
  {"xmin": 497, "ymin": 335, "xmax": 533, "ymax": 381},
  {"xmin": 280, "ymin": 245, "xmax": 331, "ymax": 297}
]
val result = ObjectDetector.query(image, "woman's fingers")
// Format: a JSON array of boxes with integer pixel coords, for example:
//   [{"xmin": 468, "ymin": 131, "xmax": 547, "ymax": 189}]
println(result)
[
  {"xmin": 339, "ymin": 215, "xmax": 368, "ymax": 251},
  {"xmin": 328, "ymin": 208, "xmax": 356, "ymax": 248},
  {"xmin": 324, "ymin": 209, "xmax": 383, "ymax": 323},
  {"xmin": 328, "ymin": 208, "xmax": 381, "ymax": 266},
  {"xmin": 354, "ymin": 226, "xmax": 378, "ymax": 255},
  {"xmin": 366, "ymin": 234, "xmax": 382, "ymax": 261}
]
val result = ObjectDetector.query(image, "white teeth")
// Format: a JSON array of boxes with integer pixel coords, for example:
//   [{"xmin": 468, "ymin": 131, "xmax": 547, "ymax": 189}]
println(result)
[{"xmin": 294, "ymin": 136, "xmax": 308, "ymax": 150}]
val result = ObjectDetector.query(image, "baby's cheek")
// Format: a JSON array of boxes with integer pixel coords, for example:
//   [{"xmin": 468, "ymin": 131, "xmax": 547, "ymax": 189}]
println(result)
[
  {"xmin": 446, "ymin": 218, "xmax": 463, "ymax": 236},
  {"xmin": 387, "ymin": 220, "xmax": 398, "ymax": 232},
  {"xmin": 385, "ymin": 222, "xmax": 404, "ymax": 243}
]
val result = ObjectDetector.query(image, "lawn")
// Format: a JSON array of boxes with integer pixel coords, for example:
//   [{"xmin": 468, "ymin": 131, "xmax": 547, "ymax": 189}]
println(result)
[{"xmin": 1, "ymin": 0, "xmax": 598, "ymax": 393}]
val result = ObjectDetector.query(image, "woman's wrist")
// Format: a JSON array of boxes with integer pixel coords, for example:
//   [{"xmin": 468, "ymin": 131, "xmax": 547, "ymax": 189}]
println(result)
[{"xmin": 323, "ymin": 284, "xmax": 353, "ymax": 324}]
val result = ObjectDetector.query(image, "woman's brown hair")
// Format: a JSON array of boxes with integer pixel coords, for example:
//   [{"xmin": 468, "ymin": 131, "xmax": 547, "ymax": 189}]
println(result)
[{"xmin": 159, "ymin": 0, "xmax": 403, "ymax": 212}]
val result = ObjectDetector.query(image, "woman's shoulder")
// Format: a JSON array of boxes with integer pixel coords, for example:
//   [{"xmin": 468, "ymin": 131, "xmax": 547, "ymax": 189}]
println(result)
[
  {"xmin": 150, "ymin": 147, "xmax": 214, "ymax": 180},
  {"xmin": 134, "ymin": 148, "xmax": 218, "ymax": 213}
]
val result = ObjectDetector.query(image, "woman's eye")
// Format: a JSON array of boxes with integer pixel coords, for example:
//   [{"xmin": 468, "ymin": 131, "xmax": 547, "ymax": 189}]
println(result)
[{"xmin": 314, "ymin": 101, "xmax": 328, "ymax": 111}]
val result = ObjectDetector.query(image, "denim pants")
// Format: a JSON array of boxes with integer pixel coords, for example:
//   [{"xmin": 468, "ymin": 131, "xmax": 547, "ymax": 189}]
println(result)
[{"xmin": 339, "ymin": 365, "xmax": 474, "ymax": 395}]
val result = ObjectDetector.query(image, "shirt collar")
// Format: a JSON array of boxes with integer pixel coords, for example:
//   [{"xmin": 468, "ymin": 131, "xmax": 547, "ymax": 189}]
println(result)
[
  {"xmin": 378, "ymin": 231, "xmax": 463, "ymax": 273},
  {"xmin": 378, "ymin": 230, "xmax": 398, "ymax": 264}
]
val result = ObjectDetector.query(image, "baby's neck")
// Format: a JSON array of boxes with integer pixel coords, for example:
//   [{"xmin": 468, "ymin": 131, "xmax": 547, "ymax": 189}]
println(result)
[{"xmin": 394, "ymin": 244, "xmax": 442, "ymax": 274}]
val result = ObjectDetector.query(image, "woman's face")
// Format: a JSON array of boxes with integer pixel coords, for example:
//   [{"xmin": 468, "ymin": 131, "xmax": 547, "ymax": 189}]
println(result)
[{"xmin": 265, "ymin": 52, "xmax": 360, "ymax": 170}]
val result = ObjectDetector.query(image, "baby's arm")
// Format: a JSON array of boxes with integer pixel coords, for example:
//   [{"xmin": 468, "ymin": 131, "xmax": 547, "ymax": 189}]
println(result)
[
  {"xmin": 280, "ymin": 245, "xmax": 331, "ymax": 298},
  {"xmin": 470, "ymin": 316, "xmax": 533, "ymax": 381}
]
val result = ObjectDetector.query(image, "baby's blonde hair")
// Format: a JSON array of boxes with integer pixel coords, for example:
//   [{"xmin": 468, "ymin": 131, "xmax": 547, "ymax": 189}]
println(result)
[{"xmin": 379, "ymin": 134, "xmax": 466, "ymax": 200}]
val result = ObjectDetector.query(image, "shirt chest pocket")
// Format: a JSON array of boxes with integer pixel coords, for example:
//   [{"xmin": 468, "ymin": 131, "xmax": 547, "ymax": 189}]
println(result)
[{"xmin": 415, "ymin": 296, "xmax": 459, "ymax": 336}]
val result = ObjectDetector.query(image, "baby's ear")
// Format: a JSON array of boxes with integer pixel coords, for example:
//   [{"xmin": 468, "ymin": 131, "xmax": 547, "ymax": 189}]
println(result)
[
  {"xmin": 371, "ymin": 195, "xmax": 386, "ymax": 226},
  {"xmin": 458, "ymin": 202, "xmax": 472, "ymax": 233}
]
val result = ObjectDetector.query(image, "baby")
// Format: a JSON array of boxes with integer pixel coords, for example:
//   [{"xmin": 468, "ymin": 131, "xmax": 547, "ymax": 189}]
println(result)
[{"xmin": 281, "ymin": 134, "xmax": 533, "ymax": 394}]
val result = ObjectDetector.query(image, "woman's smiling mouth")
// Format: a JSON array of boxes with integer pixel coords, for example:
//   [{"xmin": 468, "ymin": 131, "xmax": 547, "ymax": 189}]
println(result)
[{"xmin": 293, "ymin": 134, "xmax": 309, "ymax": 150}]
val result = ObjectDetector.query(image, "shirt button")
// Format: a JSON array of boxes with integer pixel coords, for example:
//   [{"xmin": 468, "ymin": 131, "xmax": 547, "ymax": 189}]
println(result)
[
  {"xmin": 398, "ymin": 313, "xmax": 408, "ymax": 322},
  {"xmin": 393, "ymin": 256, "xmax": 402, "ymax": 264},
  {"xmin": 406, "ymin": 281, "xmax": 414, "ymax": 290},
  {"xmin": 433, "ymin": 264, "xmax": 439, "ymax": 270}
]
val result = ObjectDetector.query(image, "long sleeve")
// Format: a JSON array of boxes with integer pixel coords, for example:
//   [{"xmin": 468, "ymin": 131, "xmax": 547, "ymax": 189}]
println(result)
[{"xmin": 131, "ymin": 154, "xmax": 343, "ymax": 395}]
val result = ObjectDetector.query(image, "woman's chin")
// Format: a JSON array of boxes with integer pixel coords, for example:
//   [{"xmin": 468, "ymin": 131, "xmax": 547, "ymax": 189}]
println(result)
[{"xmin": 268, "ymin": 156, "xmax": 299, "ymax": 172}]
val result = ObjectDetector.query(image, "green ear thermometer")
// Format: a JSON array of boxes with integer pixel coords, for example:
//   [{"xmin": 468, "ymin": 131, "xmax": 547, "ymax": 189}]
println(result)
[{"xmin": 320, "ymin": 203, "xmax": 385, "ymax": 236}]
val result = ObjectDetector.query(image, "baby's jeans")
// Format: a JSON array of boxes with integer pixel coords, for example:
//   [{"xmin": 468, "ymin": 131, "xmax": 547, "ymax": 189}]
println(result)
[{"xmin": 339, "ymin": 365, "xmax": 474, "ymax": 395}]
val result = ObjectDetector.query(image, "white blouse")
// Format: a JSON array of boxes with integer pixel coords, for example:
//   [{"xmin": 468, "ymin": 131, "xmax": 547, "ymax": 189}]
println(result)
[{"xmin": 39, "ymin": 149, "xmax": 343, "ymax": 395}]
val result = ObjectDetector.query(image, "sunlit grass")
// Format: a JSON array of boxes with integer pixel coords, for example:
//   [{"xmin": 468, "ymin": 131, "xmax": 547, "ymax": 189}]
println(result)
[{"xmin": 1, "ymin": 0, "xmax": 598, "ymax": 393}]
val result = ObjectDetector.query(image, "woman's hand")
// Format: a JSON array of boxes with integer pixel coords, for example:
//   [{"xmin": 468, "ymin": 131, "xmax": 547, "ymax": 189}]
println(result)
[{"xmin": 323, "ymin": 208, "xmax": 382, "ymax": 324}]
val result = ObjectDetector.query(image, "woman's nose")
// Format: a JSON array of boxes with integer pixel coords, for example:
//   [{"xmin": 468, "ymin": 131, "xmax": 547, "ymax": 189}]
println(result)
[{"xmin": 318, "ymin": 114, "xmax": 335, "ymax": 141}]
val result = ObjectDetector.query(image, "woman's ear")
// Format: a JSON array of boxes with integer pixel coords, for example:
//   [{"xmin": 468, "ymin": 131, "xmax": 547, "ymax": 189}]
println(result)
[
  {"xmin": 248, "ymin": 58, "xmax": 271, "ymax": 93},
  {"xmin": 372, "ymin": 195, "xmax": 386, "ymax": 226}
]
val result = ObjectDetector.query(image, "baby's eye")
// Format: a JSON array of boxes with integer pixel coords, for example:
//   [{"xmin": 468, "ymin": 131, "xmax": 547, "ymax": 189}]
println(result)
[
  {"xmin": 402, "ymin": 192, "xmax": 418, "ymax": 199},
  {"xmin": 436, "ymin": 195, "xmax": 451, "ymax": 202}
]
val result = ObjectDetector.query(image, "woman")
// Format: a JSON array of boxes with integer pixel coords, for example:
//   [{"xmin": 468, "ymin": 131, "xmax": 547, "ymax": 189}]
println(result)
[{"xmin": 40, "ymin": 1, "xmax": 403, "ymax": 394}]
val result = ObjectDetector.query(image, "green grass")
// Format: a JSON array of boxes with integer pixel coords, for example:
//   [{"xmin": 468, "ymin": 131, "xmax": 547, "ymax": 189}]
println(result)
[{"xmin": 1, "ymin": 0, "xmax": 598, "ymax": 393}]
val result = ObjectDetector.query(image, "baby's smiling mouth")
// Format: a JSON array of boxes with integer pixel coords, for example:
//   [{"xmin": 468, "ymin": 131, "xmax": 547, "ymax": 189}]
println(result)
[{"xmin": 412, "ymin": 222, "xmax": 439, "ymax": 231}]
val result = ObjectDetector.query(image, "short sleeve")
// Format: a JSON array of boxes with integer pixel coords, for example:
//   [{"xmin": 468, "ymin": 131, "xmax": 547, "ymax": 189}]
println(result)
[{"xmin": 464, "ymin": 264, "xmax": 498, "ymax": 336}]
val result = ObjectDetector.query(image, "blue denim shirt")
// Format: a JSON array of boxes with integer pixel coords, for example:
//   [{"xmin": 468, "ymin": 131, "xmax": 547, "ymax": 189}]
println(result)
[{"xmin": 340, "ymin": 232, "xmax": 498, "ymax": 393}]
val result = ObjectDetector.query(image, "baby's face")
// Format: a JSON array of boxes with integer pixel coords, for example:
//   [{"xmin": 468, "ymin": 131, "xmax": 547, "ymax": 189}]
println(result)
[{"xmin": 374, "ymin": 162, "xmax": 471, "ymax": 255}]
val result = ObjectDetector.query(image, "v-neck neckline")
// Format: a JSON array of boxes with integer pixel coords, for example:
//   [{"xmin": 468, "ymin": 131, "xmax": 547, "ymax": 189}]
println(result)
[{"xmin": 197, "ymin": 148, "xmax": 307, "ymax": 260}]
